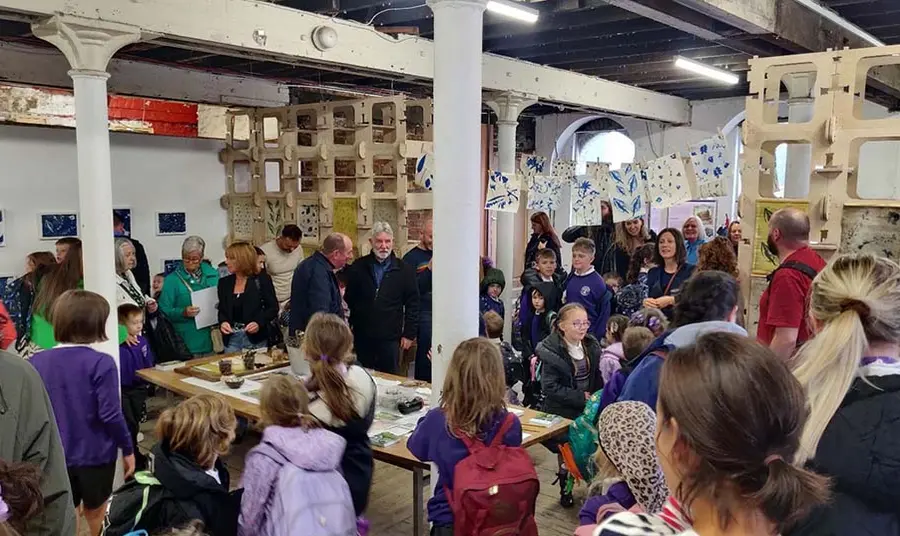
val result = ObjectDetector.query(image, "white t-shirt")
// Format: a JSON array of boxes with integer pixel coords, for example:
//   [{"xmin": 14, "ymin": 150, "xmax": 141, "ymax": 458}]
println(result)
[{"xmin": 260, "ymin": 239, "xmax": 304, "ymax": 305}]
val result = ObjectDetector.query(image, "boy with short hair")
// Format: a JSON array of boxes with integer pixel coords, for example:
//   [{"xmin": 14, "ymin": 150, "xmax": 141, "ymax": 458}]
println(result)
[
  {"xmin": 622, "ymin": 326, "xmax": 655, "ymax": 362},
  {"xmin": 602, "ymin": 272, "xmax": 623, "ymax": 317},
  {"xmin": 118, "ymin": 303, "xmax": 155, "ymax": 470},
  {"xmin": 565, "ymin": 237, "xmax": 611, "ymax": 342},
  {"xmin": 483, "ymin": 311, "xmax": 522, "ymax": 405}
]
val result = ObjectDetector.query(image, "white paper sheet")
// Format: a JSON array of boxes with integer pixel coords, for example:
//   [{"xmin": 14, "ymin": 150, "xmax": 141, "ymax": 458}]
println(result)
[
  {"xmin": 191, "ymin": 287, "xmax": 219, "ymax": 329},
  {"xmin": 181, "ymin": 376, "xmax": 262, "ymax": 405}
]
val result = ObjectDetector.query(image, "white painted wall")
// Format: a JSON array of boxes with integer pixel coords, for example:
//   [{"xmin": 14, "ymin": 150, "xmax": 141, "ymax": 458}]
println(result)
[{"xmin": 0, "ymin": 124, "xmax": 226, "ymax": 278}]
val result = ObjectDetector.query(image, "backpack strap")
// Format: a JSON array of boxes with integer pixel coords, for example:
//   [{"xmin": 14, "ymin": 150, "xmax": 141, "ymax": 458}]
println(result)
[
  {"xmin": 130, "ymin": 471, "xmax": 162, "ymax": 531},
  {"xmin": 456, "ymin": 412, "xmax": 515, "ymax": 453},
  {"xmin": 766, "ymin": 261, "xmax": 817, "ymax": 284},
  {"xmin": 489, "ymin": 412, "xmax": 516, "ymax": 448}
]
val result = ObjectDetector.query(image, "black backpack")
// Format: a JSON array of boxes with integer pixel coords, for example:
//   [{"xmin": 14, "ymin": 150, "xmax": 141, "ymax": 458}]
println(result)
[
  {"xmin": 766, "ymin": 261, "xmax": 817, "ymax": 285},
  {"xmin": 102, "ymin": 471, "xmax": 202, "ymax": 536}
]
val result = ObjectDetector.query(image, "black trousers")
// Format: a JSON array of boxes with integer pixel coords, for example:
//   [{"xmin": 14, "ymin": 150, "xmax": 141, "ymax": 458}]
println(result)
[
  {"xmin": 431, "ymin": 526, "xmax": 453, "ymax": 536},
  {"xmin": 414, "ymin": 310, "xmax": 433, "ymax": 382},
  {"xmin": 354, "ymin": 335, "xmax": 400, "ymax": 374},
  {"xmin": 121, "ymin": 385, "xmax": 149, "ymax": 470}
]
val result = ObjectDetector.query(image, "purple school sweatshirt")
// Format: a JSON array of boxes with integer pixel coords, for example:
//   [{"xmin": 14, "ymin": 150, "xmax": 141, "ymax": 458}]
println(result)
[
  {"xmin": 30, "ymin": 345, "xmax": 134, "ymax": 467},
  {"xmin": 407, "ymin": 408, "xmax": 523, "ymax": 527},
  {"xmin": 565, "ymin": 269, "xmax": 610, "ymax": 341},
  {"xmin": 119, "ymin": 336, "xmax": 155, "ymax": 388}
]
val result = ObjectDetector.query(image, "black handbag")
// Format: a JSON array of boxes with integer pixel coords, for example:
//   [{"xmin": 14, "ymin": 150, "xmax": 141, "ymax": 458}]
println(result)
[{"xmin": 146, "ymin": 312, "xmax": 191, "ymax": 362}]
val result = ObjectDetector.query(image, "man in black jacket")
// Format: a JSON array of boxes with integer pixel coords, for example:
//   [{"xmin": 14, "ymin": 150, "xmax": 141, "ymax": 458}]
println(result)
[
  {"xmin": 289, "ymin": 233, "xmax": 352, "ymax": 335},
  {"xmin": 344, "ymin": 222, "xmax": 419, "ymax": 374},
  {"xmin": 114, "ymin": 211, "xmax": 151, "ymax": 295}
]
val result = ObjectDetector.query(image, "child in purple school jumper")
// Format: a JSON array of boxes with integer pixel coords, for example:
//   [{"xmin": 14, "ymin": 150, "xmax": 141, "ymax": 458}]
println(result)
[
  {"xmin": 30, "ymin": 290, "xmax": 135, "ymax": 536},
  {"xmin": 565, "ymin": 238, "xmax": 611, "ymax": 342},
  {"xmin": 118, "ymin": 303, "xmax": 156, "ymax": 471}
]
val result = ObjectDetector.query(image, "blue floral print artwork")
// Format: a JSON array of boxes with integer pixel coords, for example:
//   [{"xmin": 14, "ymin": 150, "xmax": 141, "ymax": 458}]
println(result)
[
  {"xmin": 645, "ymin": 153, "xmax": 692, "ymax": 209},
  {"xmin": 415, "ymin": 153, "xmax": 434, "ymax": 190},
  {"xmin": 40, "ymin": 213, "xmax": 78, "ymax": 240},
  {"xmin": 484, "ymin": 170, "xmax": 520, "ymax": 213},
  {"xmin": 571, "ymin": 162, "xmax": 610, "ymax": 226},
  {"xmin": 519, "ymin": 155, "xmax": 546, "ymax": 177},
  {"xmin": 527, "ymin": 174, "xmax": 563, "ymax": 212},
  {"xmin": 609, "ymin": 164, "xmax": 647, "ymax": 223},
  {"xmin": 689, "ymin": 134, "xmax": 731, "ymax": 198},
  {"xmin": 156, "ymin": 212, "xmax": 187, "ymax": 235}
]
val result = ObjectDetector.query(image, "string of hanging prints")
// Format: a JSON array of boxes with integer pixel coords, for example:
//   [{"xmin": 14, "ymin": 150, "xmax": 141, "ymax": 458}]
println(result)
[{"xmin": 482, "ymin": 132, "xmax": 731, "ymax": 223}]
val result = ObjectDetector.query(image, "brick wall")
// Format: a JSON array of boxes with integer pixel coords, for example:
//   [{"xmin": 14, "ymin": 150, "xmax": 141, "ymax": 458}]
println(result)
[{"xmin": 407, "ymin": 209, "xmax": 432, "ymax": 243}]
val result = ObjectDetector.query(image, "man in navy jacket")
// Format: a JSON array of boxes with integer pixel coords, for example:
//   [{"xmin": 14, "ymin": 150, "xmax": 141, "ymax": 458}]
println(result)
[{"xmin": 289, "ymin": 233, "xmax": 352, "ymax": 335}]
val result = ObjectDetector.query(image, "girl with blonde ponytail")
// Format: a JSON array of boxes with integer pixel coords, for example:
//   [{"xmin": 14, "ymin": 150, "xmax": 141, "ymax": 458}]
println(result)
[
  {"xmin": 789, "ymin": 254, "xmax": 900, "ymax": 536},
  {"xmin": 301, "ymin": 313, "xmax": 377, "ymax": 518}
]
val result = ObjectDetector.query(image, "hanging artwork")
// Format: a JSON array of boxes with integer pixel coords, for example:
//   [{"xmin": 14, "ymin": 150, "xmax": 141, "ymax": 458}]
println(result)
[
  {"xmin": 527, "ymin": 175, "xmax": 563, "ymax": 212},
  {"xmin": 609, "ymin": 164, "xmax": 647, "ymax": 223},
  {"xmin": 571, "ymin": 163, "xmax": 609, "ymax": 226},
  {"xmin": 296, "ymin": 203, "xmax": 319, "ymax": 242},
  {"xmin": 484, "ymin": 170, "xmax": 520, "ymax": 213},
  {"xmin": 414, "ymin": 153, "xmax": 434, "ymax": 190},
  {"xmin": 39, "ymin": 213, "xmax": 78, "ymax": 240},
  {"xmin": 265, "ymin": 198, "xmax": 285, "ymax": 240},
  {"xmin": 552, "ymin": 159, "xmax": 577, "ymax": 182},
  {"xmin": 162, "ymin": 259, "xmax": 181, "ymax": 276},
  {"xmin": 689, "ymin": 134, "xmax": 731, "ymax": 198},
  {"xmin": 519, "ymin": 155, "xmax": 546, "ymax": 178},
  {"xmin": 230, "ymin": 198, "xmax": 254, "ymax": 239},
  {"xmin": 156, "ymin": 212, "xmax": 187, "ymax": 236},
  {"xmin": 333, "ymin": 198, "xmax": 358, "ymax": 244},
  {"xmin": 752, "ymin": 199, "xmax": 809, "ymax": 276},
  {"xmin": 645, "ymin": 153, "xmax": 692, "ymax": 209}
]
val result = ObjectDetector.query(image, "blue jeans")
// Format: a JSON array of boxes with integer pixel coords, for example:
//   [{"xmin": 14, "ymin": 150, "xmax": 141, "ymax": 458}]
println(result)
[{"xmin": 224, "ymin": 330, "xmax": 266, "ymax": 354}]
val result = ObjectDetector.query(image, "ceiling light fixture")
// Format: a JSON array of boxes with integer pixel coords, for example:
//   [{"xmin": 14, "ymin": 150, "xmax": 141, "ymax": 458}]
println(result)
[
  {"xmin": 486, "ymin": 0, "xmax": 539, "ymax": 24},
  {"xmin": 674, "ymin": 56, "xmax": 740, "ymax": 85},
  {"xmin": 793, "ymin": 0, "xmax": 884, "ymax": 47}
]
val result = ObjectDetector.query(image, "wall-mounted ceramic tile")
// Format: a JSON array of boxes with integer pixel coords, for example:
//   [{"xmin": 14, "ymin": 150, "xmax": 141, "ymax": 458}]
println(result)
[
  {"xmin": 40, "ymin": 213, "xmax": 78, "ymax": 240},
  {"xmin": 297, "ymin": 203, "xmax": 319, "ymax": 242},
  {"xmin": 333, "ymin": 198, "xmax": 358, "ymax": 244},
  {"xmin": 265, "ymin": 198, "xmax": 285, "ymax": 240},
  {"xmin": 156, "ymin": 212, "xmax": 187, "ymax": 236},
  {"xmin": 230, "ymin": 199, "xmax": 254, "ymax": 238},
  {"xmin": 841, "ymin": 206, "xmax": 900, "ymax": 260}
]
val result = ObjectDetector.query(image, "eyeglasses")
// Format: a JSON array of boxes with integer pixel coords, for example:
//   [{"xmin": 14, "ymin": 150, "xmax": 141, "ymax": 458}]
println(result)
[{"xmin": 570, "ymin": 321, "xmax": 591, "ymax": 329}]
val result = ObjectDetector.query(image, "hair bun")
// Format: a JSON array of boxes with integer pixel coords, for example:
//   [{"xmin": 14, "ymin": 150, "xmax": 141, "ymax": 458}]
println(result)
[{"xmin": 839, "ymin": 299, "xmax": 870, "ymax": 318}]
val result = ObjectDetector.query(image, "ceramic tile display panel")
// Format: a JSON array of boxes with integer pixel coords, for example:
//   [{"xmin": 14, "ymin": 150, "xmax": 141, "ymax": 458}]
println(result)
[
  {"xmin": 333, "ymin": 198, "xmax": 358, "ymax": 244},
  {"xmin": 751, "ymin": 199, "xmax": 809, "ymax": 276},
  {"xmin": 689, "ymin": 134, "xmax": 731, "ymax": 198},
  {"xmin": 840, "ymin": 206, "xmax": 900, "ymax": 260},
  {"xmin": 415, "ymin": 153, "xmax": 434, "ymax": 190},
  {"xmin": 645, "ymin": 153, "xmax": 691, "ymax": 209},
  {"xmin": 552, "ymin": 159, "xmax": 577, "ymax": 182},
  {"xmin": 526, "ymin": 175, "xmax": 563, "ymax": 212},
  {"xmin": 484, "ymin": 170, "xmax": 520, "ymax": 213},
  {"xmin": 156, "ymin": 212, "xmax": 187, "ymax": 236},
  {"xmin": 608, "ymin": 164, "xmax": 647, "ymax": 223},
  {"xmin": 571, "ymin": 163, "xmax": 609, "ymax": 226},
  {"xmin": 373, "ymin": 200, "xmax": 399, "ymax": 242},
  {"xmin": 230, "ymin": 198, "xmax": 254, "ymax": 239},
  {"xmin": 40, "ymin": 213, "xmax": 78, "ymax": 239},
  {"xmin": 519, "ymin": 155, "xmax": 547, "ymax": 179},
  {"xmin": 296, "ymin": 203, "xmax": 319, "ymax": 242},
  {"xmin": 265, "ymin": 198, "xmax": 285, "ymax": 240}
]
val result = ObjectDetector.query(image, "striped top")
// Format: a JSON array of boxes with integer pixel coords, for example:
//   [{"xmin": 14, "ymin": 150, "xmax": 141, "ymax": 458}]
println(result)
[{"xmin": 594, "ymin": 497, "xmax": 696, "ymax": 536}]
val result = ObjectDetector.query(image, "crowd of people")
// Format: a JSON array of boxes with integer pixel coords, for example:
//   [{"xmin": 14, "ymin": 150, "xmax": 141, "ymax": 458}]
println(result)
[{"xmin": 0, "ymin": 200, "xmax": 898, "ymax": 536}]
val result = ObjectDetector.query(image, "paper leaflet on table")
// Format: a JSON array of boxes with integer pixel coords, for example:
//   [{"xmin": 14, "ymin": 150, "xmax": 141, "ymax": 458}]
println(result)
[
  {"xmin": 484, "ymin": 170, "xmax": 521, "ymax": 213},
  {"xmin": 191, "ymin": 287, "xmax": 219, "ymax": 329},
  {"xmin": 608, "ymin": 164, "xmax": 648, "ymax": 223},
  {"xmin": 688, "ymin": 133, "xmax": 731, "ymax": 198},
  {"xmin": 571, "ymin": 161, "xmax": 610, "ymax": 226},
  {"xmin": 645, "ymin": 153, "xmax": 692, "ymax": 209}
]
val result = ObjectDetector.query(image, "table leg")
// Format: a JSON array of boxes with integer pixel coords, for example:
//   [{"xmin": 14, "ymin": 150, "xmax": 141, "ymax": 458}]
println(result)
[{"xmin": 413, "ymin": 467, "xmax": 425, "ymax": 536}]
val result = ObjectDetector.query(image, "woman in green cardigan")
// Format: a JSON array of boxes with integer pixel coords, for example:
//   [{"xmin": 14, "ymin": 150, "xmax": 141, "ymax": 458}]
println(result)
[
  {"xmin": 30, "ymin": 241, "xmax": 127, "ymax": 351},
  {"xmin": 158, "ymin": 236, "xmax": 219, "ymax": 356}
]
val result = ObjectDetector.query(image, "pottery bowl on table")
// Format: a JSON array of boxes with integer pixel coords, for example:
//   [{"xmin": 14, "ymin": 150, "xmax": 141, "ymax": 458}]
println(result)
[{"xmin": 223, "ymin": 375, "xmax": 244, "ymax": 389}]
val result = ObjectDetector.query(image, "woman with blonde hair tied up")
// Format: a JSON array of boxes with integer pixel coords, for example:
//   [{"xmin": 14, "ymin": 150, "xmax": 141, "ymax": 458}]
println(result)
[{"xmin": 789, "ymin": 253, "xmax": 900, "ymax": 536}]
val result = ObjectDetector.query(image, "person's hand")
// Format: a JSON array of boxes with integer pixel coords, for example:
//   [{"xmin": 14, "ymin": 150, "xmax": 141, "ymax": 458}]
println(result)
[
  {"xmin": 245, "ymin": 322, "xmax": 260, "ymax": 334},
  {"xmin": 122, "ymin": 454, "xmax": 136, "ymax": 479},
  {"xmin": 656, "ymin": 296, "xmax": 675, "ymax": 308},
  {"xmin": 145, "ymin": 299, "xmax": 158, "ymax": 314},
  {"xmin": 184, "ymin": 306, "xmax": 200, "ymax": 318},
  {"xmin": 220, "ymin": 322, "xmax": 234, "ymax": 335},
  {"xmin": 126, "ymin": 334, "xmax": 139, "ymax": 347},
  {"xmin": 643, "ymin": 298, "xmax": 658, "ymax": 308},
  {"xmin": 400, "ymin": 337, "xmax": 414, "ymax": 351},
  {"xmin": 584, "ymin": 392, "xmax": 591, "ymax": 400}
]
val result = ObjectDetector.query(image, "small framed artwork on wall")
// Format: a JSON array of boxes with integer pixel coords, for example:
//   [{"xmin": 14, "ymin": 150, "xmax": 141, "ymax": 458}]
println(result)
[
  {"xmin": 0, "ymin": 209, "xmax": 6, "ymax": 247},
  {"xmin": 39, "ymin": 212, "xmax": 78, "ymax": 240},
  {"xmin": 0, "ymin": 275, "xmax": 12, "ymax": 289},
  {"xmin": 113, "ymin": 207, "xmax": 132, "ymax": 235},
  {"xmin": 156, "ymin": 212, "xmax": 187, "ymax": 236},
  {"xmin": 162, "ymin": 259, "xmax": 181, "ymax": 276}
]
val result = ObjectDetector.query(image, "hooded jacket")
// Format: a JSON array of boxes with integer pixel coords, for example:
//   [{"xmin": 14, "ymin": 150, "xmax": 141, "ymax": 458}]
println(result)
[
  {"xmin": 617, "ymin": 321, "xmax": 748, "ymax": 409},
  {"xmin": 788, "ymin": 360, "xmax": 900, "ymax": 536},
  {"xmin": 238, "ymin": 425, "xmax": 347, "ymax": 536},
  {"xmin": 148, "ymin": 441, "xmax": 240, "ymax": 536},
  {"xmin": 537, "ymin": 331, "xmax": 603, "ymax": 419}
]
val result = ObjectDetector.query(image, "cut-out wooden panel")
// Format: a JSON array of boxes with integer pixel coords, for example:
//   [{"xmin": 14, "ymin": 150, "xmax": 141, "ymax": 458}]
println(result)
[{"xmin": 230, "ymin": 197, "xmax": 254, "ymax": 240}]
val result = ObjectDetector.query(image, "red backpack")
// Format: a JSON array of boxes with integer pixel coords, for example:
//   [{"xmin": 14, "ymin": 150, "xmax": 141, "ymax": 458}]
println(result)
[{"xmin": 447, "ymin": 413, "xmax": 540, "ymax": 536}]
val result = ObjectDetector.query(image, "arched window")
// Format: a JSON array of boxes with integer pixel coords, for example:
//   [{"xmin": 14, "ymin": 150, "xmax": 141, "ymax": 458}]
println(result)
[{"xmin": 572, "ymin": 119, "xmax": 635, "ymax": 172}]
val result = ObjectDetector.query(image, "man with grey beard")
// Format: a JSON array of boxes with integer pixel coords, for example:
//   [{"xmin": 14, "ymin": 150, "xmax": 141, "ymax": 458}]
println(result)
[{"xmin": 343, "ymin": 222, "xmax": 419, "ymax": 373}]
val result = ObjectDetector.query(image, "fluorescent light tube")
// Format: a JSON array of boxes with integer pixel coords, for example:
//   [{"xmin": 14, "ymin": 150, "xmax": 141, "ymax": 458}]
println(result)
[
  {"xmin": 674, "ymin": 56, "xmax": 740, "ymax": 85},
  {"xmin": 486, "ymin": 0, "xmax": 539, "ymax": 23},
  {"xmin": 793, "ymin": 0, "xmax": 884, "ymax": 47}
]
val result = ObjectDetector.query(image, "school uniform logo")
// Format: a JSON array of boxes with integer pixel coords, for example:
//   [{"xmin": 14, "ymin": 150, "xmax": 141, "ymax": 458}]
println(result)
[{"xmin": 580, "ymin": 286, "xmax": 591, "ymax": 297}]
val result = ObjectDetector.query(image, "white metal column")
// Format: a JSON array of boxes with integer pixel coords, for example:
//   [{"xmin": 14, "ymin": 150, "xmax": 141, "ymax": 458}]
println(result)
[
  {"xmin": 486, "ymin": 92, "xmax": 536, "ymax": 341},
  {"xmin": 784, "ymin": 73, "xmax": 815, "ymax": 199},
  {"xmin": 33, "ymin": 16, "xmax": 142, "ymax": 361}
]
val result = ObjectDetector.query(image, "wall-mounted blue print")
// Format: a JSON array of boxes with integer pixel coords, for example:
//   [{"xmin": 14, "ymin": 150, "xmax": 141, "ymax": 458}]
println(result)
[
  {"xmin": 0, "ymin": 275, "xmax": 12, "ymax": 290},
  {"xmin": 162, "ymin": 259, "xmax": 181, "ymax": 276},
  {"xmin": 156, "ymin": 212, "xmax": 186, "ymax": 236},
  {"xmin": 40, "ymin": 213, "xmax": 78, "ymax": 240},
  {"xmin": 113, "ymin": 208, "xmax": 132, "ymax": 235},
  {"xmin": 0, "ymin": 209, "xmax": 5, "ymax": 247}
]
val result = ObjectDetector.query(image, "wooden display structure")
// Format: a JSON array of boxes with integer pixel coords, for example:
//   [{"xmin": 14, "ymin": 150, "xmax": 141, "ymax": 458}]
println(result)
[
  {"xmin": 740, "ymin": 45, "xmax": 900, "ymax": 334},
  {"xmin": 220, "ymin": 97, "xmax": 434, "ymax": 255}
]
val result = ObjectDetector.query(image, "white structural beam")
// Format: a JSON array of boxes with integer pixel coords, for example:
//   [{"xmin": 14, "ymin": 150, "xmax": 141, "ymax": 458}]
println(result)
[
  {"xmin": 0, "ymin": 42, "xmax": 290, "ymax": 107},
  {"xmin": 0, "ymin": 0, "xmax": 691, "ymax": 124},
  {"xmin": 486, "ymin": 91, "xmax": 536, "ymax": 343}
]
